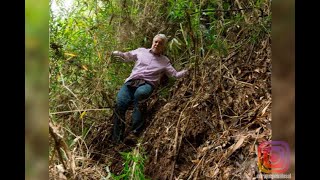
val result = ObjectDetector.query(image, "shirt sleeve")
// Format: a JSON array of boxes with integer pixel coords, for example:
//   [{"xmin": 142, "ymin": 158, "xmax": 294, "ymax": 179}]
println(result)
[
  {"xmin": 164, "ymin": 63, "xmax": 188, "ymax": 78},
  {"xmin": 114, "ymin": 49, "xmax": 139, "ymax": 62}
]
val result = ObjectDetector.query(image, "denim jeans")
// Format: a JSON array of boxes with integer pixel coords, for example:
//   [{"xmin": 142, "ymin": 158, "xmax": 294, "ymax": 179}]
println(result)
[{"xmin": 112, "ymin": 83, "xmax": 153, "ymax": 142}]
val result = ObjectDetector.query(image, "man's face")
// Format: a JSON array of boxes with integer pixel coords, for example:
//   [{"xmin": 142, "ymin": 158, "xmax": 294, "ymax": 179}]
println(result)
[{"xmin": 151, "ymin": 37, "xmax": 165, "ymax": 55}]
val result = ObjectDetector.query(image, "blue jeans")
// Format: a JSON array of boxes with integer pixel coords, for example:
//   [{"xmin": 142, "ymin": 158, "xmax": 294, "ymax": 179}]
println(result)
[{"xmin": 112, "ymin": 83, "xmax": 153, "ymax": 142}]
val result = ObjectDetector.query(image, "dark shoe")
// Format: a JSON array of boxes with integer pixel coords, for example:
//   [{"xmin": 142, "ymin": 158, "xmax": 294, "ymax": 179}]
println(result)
[
  {"xmin": 111, "ymin": 129, "xmax": 124, "ymax": 144},
  {"xmin": 123, "ymin": 133, "xmax": 138, "ymax": 146}
]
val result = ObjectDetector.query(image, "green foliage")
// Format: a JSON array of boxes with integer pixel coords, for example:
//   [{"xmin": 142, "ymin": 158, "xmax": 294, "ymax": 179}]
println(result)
[{"xmin": 107, "ymin": 143, "xmax": 149, "ymax": 180}]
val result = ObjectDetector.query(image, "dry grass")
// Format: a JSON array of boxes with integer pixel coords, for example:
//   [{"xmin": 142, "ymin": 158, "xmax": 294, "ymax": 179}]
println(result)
[{"xmin": 141, "ymin": 33, "xmax": 271, "ymax": 179}]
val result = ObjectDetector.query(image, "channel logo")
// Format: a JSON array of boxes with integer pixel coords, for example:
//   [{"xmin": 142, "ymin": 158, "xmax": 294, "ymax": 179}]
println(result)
[{"xmin": 257, "ymin": 141, "xmax": 290, "ymax": 174}]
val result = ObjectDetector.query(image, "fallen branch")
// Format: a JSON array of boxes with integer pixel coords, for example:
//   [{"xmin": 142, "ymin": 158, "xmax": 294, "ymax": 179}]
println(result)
[
  {"xmin": 49, "ymin": 121, "xmax": 72, "ymax": 175},
  {"xmin": 49, "ymin": 107, "xmax": 113, "ymax": 115},
  {"xmin": 187, "ymin": 153, "xmax": 206, "ymax": 180},
  {"xmin": 191, "ymin": 7, "xmax": 260, "ymax": 15}
]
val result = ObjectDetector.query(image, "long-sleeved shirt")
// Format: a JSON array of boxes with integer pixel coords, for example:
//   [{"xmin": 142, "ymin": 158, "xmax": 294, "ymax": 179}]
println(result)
[{"xmin": 115, "ymin": 48, "xmax": 187, "ymax": 88}]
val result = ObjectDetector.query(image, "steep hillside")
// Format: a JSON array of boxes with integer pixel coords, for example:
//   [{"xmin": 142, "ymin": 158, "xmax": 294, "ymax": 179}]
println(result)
[{"xmin": 49, "ymin": 0, "xmax": 272, "ymax": 179}]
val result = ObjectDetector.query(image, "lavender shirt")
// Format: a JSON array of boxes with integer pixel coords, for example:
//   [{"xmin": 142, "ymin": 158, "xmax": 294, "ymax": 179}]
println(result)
[{"xmin": 117, "ymin": 48, "xmax": 187, "ymax": 87}]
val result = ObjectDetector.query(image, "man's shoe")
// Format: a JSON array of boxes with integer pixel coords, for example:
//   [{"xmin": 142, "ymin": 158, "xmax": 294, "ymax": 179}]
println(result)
[{"xmin": 124, "ymin": 133, "xmax": 137, "ymax": 145}]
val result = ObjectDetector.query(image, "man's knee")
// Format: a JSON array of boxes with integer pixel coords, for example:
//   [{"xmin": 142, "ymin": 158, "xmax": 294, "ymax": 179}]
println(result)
[
  {"xmin": 116, "ymin": 85, "xmax": 132, "ymax": 108},
  {"xmin": 134, "ymin": 90, "xmax": 152, "ymax": 102},
  {"xmin": 116, "ymin": 97, "xmax": 131, "ymax": 111}
]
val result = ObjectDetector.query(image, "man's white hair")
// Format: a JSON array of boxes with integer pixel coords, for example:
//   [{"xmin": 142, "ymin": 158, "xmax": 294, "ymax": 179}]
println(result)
[{"xmin": 154, "ymin": 34, "xmax": 168, "ymax": 45}]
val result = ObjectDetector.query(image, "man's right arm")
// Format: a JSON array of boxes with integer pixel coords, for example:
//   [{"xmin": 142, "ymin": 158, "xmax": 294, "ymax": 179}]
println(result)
[{"xmin": 111, "ymin": 50, "xmax": 138, "ymax": 62}]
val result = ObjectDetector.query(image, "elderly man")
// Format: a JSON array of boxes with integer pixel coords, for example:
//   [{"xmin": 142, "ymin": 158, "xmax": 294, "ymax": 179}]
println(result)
[{"xmin": 111, "ymin": 34, "xmax": 188, "ymax": 143}]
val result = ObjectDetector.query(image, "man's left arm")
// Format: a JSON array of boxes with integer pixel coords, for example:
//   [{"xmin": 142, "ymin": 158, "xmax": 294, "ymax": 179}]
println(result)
[{"xmin": 164, "ymin": 63, "xmax": 188, "ymax": 79}]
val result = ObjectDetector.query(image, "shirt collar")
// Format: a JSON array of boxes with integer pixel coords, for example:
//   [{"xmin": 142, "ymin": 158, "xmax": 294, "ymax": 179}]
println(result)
[{"xmin": 149, "ymin": 48, "xmax": 162, "ymax": 56}]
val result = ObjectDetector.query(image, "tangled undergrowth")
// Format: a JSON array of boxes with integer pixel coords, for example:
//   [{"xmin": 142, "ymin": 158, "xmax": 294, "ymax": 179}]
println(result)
[
  {"xmin": 142, "ymin": 34, "xmax": 271, "ymax": 179},
  {"xmin": 49, "ymin": 32, "xmax": 271, "ymax": 179},
  {"xmin": 49, "ymin": 1, "xmax": 272, "ymax": 179}
]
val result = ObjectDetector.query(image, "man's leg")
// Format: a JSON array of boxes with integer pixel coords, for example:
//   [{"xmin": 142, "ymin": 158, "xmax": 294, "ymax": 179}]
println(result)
[
  {"xmin": 112, "ymin": 84, "xmax": 133, "ymax": 143},
  {"xmin": 132, "ymin": 83, "xmax": 153, "ymax": 134}
]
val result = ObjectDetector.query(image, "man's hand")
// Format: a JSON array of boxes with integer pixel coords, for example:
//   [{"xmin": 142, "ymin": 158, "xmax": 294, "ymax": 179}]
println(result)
[
  {"xmin": 112, "ymin": 51, "xmax": 121, "ymax": 57},
  {"xmin": 180, "ymin": 69, "xmax": 189, "ymax": 77},
  {"xmin": 111, "ymin": 51, "xmax": 124, "ymax": 62}
]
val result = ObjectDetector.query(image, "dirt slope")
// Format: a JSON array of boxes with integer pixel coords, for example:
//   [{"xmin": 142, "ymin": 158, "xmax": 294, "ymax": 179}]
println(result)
[{"xmin": 140, "ymin": 34, "xmax": 271, "ymax": 179}]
